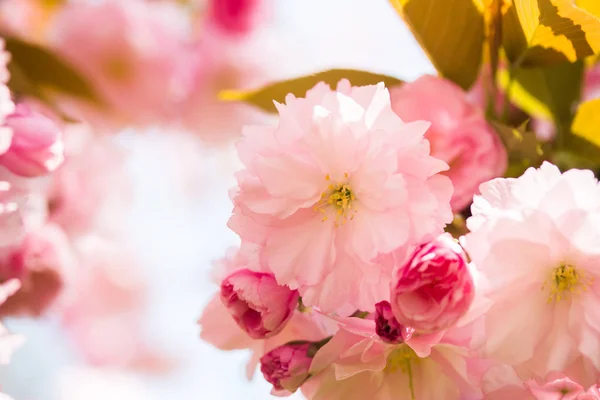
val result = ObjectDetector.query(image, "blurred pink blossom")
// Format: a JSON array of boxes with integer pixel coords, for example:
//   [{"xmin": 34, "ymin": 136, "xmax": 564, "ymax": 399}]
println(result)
[
  {"xmin": 390, "ymin": 75, "xmax": 507, "ymax": 212},
  {"xmin": 205, "ymin": 0, "xmax": 267, "ymax": 37},
  {"xmin": 229, "ymin": 81, "xmax": 452, "ymax": 313},
  {"xmin": 49, "ymin": 0, "xmax": 196, "ymax": 127},
  {"xmin": 0, "ymin": 279, "xmax": 23, "ymax": 365},
  {"xmin": 48, "ymin": 125, "xmax": 131, "ymax": 235},
  {"xmin": 0, "ymin": 104, "xmax": 64, "ymax": 177},
  {"xmin": 0, "ymin": 222, "xmax": 75, "ymax": 317},
  {"xmin": 60, "ymin": 238, "xmax": 170, "ymax": 373}
]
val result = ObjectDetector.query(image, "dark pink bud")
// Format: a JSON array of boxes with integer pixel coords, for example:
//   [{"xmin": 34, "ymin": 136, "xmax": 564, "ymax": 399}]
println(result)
[
  {"xmin": 260, "ymin": 342, "xmax": 312, "ymax": 394},
  {"xmin": 220, "ymin": 269, "xmax": 299, "ymax": 339},
  {"xmin": 374, "ymin": 301, "xmax": 414, "ymax": 344},
  {"xmin": 390, "ymin": 233, "xmax": 474, "ymax": 334}
]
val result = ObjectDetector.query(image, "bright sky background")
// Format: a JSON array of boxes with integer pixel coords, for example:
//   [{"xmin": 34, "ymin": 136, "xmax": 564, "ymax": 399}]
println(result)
[{"xmin": 1, "ymin": 1, "xmax": 434, "ymax": 399}]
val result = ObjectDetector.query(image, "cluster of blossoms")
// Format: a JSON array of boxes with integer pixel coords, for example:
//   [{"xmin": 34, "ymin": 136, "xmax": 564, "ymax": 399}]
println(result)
[
  {"xmin": 0, "ymin": 0, "xmax": 272, "ymax": 138},
  {"xmin": 0, "ymin": 0, "xmax": 274, "ymax": 392},
  {"xmin": 199, "ymin": 78, "xmax": 600, "ymax": 399}
]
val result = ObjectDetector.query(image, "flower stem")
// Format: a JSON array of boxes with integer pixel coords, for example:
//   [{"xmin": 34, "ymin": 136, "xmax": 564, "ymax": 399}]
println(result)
[{"xmin": 405, "ymin": 358, "xmax": 415, "ymax": 400}]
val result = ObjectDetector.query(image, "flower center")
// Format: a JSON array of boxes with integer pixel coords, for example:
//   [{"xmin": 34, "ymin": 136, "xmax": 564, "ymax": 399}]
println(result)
[
  {"xmin": 384, "ymin": 345, "xmax": 419, "ymax": 374},
  {"xmin": 543, "ymin": 264, "xmax": 592, "ymax": 303},
  {"xmin": 385, "ymin": 345, "xmax": 418, "ymax": 400},
  {"xmin": 314, "ymin": 173, "xmax": 357, "ymax": 226}
]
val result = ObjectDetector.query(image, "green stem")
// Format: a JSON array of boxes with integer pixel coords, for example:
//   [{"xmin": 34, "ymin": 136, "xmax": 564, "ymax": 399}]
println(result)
[{"xmin": 405, "ymin": 358, "xmax": 416, "ymax": 400}]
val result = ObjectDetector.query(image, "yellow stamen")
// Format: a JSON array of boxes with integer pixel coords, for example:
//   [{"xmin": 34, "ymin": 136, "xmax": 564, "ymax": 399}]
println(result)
[
  {"xmin": 542, "ymin": 264, "xmax": 593, "ymax": 303},
  {"xmin": 385, "ymin": 345, "xmax": 418, "ymax": 399},
  {"xmin": 313, "ymin": 173, "xmax": 357, "ymax": 226}
]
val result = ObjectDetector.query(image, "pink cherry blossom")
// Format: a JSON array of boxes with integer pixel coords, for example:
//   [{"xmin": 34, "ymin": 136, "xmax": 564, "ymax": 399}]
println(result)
[
  {"xmin": 220, "ymin": 268, "xmax": 299, "ymax": 339},
  {"xmin": 260, "ymin": 341, "xmax": 314, "ymax": 395},
  {"xmin": 49, "ymin": 0, "xmax": 195, "ymax": 127},
  {"xmin": 390, "ymin": 233, "xmax": 475, "ymax": 334},
  {"xmin": 0, "ymin": 222, "xmax": 75, "ymax": 317},
  {"xmin": 303, "ymin": 315, "xmax": 484, "ymax": 400},
  {"xmin": 374, "ymin": 300, "xmax": 415, "ymax": 344},
  {"xmin": 0, "ymin": 104, "xmax": 64, "ymax": 177},
  {"xmin": 230, "ymin": 81, "xmax": 453, "ymax": 312},
  {"xmin": 463, "ymin": 162, "xmax": 600, "ymax": 380},
  {"xmin": 390, "ymin": 75, "xmax": 507, "ymax": 212}
]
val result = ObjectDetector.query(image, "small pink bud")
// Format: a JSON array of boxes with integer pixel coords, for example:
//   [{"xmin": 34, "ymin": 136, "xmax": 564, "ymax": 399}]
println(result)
[
  {"xmin": 374, "ymin": 301, "xmax": 414, "ymax": 344},
  {"xmin": 0, "ymin": 104, "xmax": 64, "ymax": 177},
  {"xmin": 260, "ymin": 342, "xmax": 313, "ymax": 394},
  {"xmin": 390, "ymin": 233, "xmax": 474, "ymax": 334},
  {"xmin": 220, "ymin": 269, "xmax": 299, "ymax": 339}
]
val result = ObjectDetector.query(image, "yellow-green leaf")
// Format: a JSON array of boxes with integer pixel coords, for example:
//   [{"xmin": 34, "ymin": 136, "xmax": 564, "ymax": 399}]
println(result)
[
  {"xmin": 219, "ymin": 69, "xmax": 403, "ymax": 113},
  {"xmin": 490, "ymin": 120, "xmax": 545, "ymax": 176},
  {"xmin": 572, "ymin": 99, "xmax": 600, "ymax": 147},
  {"xmin": 5, "ymin": 37, "xmax": 101, "ymax": 104},
  {"xmin": 502, "ymin": 0, "xmax": 600, "ymax": 67},
  {"xmin": 389, "ymin": 0, "xmax": 485, "ymax": 90},
  {"xmin": 499, "ymin": 61, "xmax": 583, "ymax": 124}
]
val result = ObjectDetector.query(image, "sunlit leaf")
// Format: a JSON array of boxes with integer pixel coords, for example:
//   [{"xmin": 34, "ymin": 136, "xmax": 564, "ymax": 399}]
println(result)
[
  {"xmin": 5, "ymin": 37, "xmax": 101, "ymax": 104},
  {"xmin": 502, "ymin": 0, "xmax": 600, "ymax": 67},
  {"xmin": 499, "ymin": 61, "xmax": 583, "ymax": 124},
  {"xmin": 219, "ymin": 69, "xmax": 403, "ymax": 113},
  {"xmin": 389, "ymin": 0, "xmax": 485, "ymax": 90},
  {"xmin": 572, "ymin": 98, "xmax": 600, "ymax": 147},
  {"xmin": 576, "ymin": 0, "xmax": 600, "ymax": 19}
]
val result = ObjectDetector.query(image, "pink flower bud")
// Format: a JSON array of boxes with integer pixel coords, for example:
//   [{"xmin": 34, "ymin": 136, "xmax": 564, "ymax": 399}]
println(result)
[
  {"xmin": 0, "ymin": 104, "xmax": 64, "ymax": 177},
  {"xmin": 260, "ymin": 342, "xmax": 313, "ymax": 394},
  {"xmin": 374, "ymin": 301, "xmax": 414, "ymax": 344},
  {"xmin": 220, "ymin": 269, "xmax": 299, "ymax": 339},
  {"xmin": 390, "ymin": 233, "xmax": 474, "ymax": 334}
]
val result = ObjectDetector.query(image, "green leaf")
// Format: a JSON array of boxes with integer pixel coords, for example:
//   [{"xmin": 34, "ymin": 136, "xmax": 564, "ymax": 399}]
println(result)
[
  {"xmin": 502, "ymin": 0, "xmax": 600, "ymax": 67},
  {"xmin": 490, "ymin": 120, "xmax": 546, "ymax": 177},
  {"xmin": 219, "ymin": 69, "xmax": 403, "ymax": 113},
  {"xmin": 559, "ymin": 134, "xmax": 600, "ymax": 168},
  {"xmin": 572, "ymin": 98, "xmax": 600, "ymax": 148},
  {"xmin": 499, "ymin": 61, "xmax": 583, "ymax": 124},
  {"xmin": 389, "ymin": 0, "xmax": 485, "ymax": 90},
  {"xmin": 5, "ymin": 36, "xmax": 101, "ymax": 104}
]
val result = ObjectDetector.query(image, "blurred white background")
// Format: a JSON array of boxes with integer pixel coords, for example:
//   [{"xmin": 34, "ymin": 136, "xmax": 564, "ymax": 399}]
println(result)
[{"xmin": 1, "ymin": 0, "xmax": 433, "ymax": 398}]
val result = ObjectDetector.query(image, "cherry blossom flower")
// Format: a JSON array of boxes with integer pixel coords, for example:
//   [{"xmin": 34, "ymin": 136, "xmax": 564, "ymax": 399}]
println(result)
[
  {"xmin": 230, "ymin": 81, "xmax": 453, "ymax": 312},
  {"xmin": 463, "ymin": 162, "xmax": 600, "ymax": 380}
]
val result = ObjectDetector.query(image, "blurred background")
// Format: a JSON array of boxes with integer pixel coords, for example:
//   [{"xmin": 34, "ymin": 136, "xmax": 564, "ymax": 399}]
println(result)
[{"xmin": 0, "ymin": 0, "xmax": 434, "ymax": 398}]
